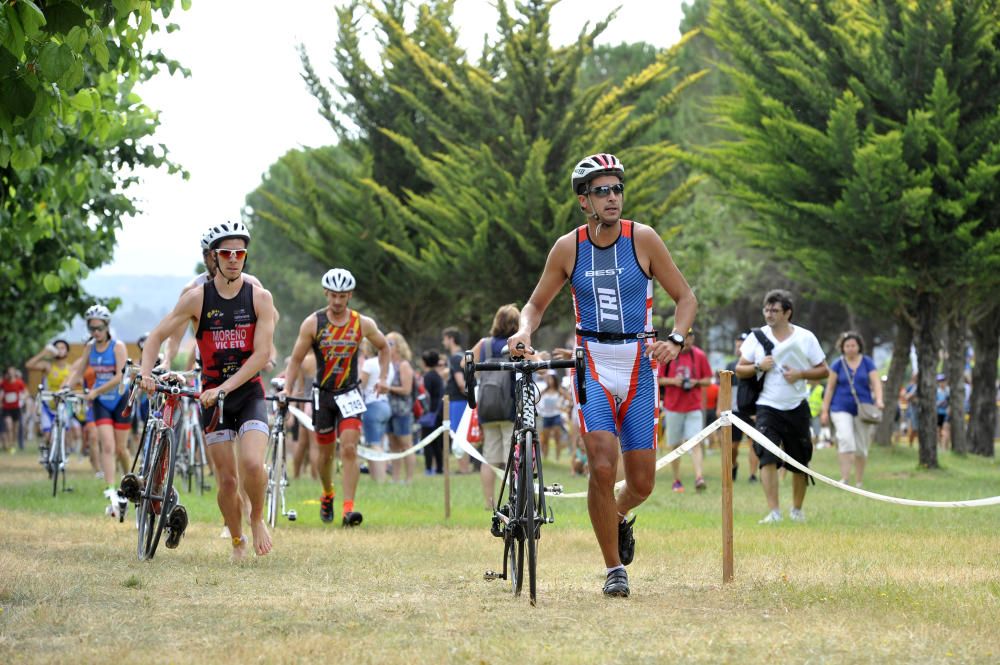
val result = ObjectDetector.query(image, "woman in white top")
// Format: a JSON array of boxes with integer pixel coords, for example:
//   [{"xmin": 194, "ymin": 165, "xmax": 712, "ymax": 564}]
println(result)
[
  {"xmin": 538, "ymin": 372, "xmax": 569, "ymax": 460},
  {"xmin": 359, "ymin": 339, "xmax": 393, "ymax": 483}
]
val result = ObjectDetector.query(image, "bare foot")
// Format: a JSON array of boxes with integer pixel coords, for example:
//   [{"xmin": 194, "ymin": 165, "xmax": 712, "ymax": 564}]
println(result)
[
  {"xmin": 231, "ymin": 534, "xmax": 249, "ymax": 563},
  {"xmin": 251, "ymin": 520, "xmax": 272, "ymax": 556}
]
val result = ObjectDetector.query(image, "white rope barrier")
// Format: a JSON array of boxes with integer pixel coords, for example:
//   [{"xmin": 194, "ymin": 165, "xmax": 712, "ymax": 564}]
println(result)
[
  {"xmin": 356, "ymin": 425, "xmax": 449, "ymax": 462},
  {"xmin": 552, "ymin": 418, "xmax": 725, "ymax": 499},
  {"xmin": 450, "ymin": 417, "xmax": 725, "ymax": 499},
  {"xmin": 289, "ymin": 404, "xmax": 448, "ymax": 462},
  {"xmin": 727, "ymin": 411, "xmax": 1000, "ymax": 508},
  {"xmin": 288, "ymin": 405, "xmax": 314, "ymax": 432}
]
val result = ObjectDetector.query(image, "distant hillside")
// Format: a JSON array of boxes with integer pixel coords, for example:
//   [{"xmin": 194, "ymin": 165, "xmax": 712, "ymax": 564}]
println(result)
[{"xmin": 57, "ymin": 274, "xmax": 193, "ymax": 344}]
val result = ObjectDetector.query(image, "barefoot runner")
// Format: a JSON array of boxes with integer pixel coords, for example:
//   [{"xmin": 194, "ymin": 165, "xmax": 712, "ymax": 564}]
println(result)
[{"xmin": 136, "ymin": 222, "xmax": 277, "ymax": 561}]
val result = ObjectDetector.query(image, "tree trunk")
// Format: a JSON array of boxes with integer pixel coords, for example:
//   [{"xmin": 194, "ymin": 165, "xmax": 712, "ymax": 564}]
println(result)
[
  {"xmin": 914, "ymin": 292, "xmax": 940, "ymax": 468},
  {"xmin": 946, "ymin": 308, "xmax": 969, "ymax": 453},
  {"xmin": 968, "ymin": 303, "xmax": 1000, "ymax": 457},
  {"xmin": 875, "ymin": 320, "xmax": 913, "ymax": 446}
]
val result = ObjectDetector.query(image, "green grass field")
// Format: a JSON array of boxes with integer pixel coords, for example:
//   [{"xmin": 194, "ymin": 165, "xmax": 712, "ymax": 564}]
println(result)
[{"xmin": 2, "ymin": 439, "xmax": 999, "ymax": 664}]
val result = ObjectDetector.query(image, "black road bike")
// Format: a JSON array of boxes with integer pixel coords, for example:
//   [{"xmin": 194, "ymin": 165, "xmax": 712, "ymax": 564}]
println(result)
[{"xmin": 464, "ymin": 346, "xmax": 587, "ymax": 605}]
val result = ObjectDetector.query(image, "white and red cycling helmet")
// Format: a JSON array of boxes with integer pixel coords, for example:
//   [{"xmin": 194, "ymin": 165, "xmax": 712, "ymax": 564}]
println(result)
[{"xmin": 571, "ymin": 153, "xmax": 624, "ymax": 195}]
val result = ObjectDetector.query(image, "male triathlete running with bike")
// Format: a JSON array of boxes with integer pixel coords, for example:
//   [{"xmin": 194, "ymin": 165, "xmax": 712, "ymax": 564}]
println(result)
[
  {"xmin": 162, "ymin": 225, "xmax": 276, "ymax": 371},
  {"xmin": 62, "ymin": 306, "xmax": 134, "ymax": 517},
  {"xmin": 283, "ymin": 269, "xmax": 390, "ymax": 527},
  {"xmin": 135, "ymin": 222, "xmax": 277, "ymax": 561},
  {"xmin": 508, "ymin": 153, "xmax": 697, "ymax": 598}
]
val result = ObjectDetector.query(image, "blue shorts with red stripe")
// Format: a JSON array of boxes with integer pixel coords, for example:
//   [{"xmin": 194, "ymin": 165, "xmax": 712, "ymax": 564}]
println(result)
[
  {"xmin": 93, "ymin": 395, "xmax": 130, "ymax": 430},
  {"xmin": 572, "ymin": 339, "xmax": 659, "ymax": 452}
]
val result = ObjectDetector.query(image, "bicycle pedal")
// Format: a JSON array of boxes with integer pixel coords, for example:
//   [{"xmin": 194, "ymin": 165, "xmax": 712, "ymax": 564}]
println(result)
[
  {"xmin": 286, "ymin": 510, "xmax": 297, "ymax": 521},
  {"xmin": 484, "ymin": 570, "xmax": 503, "ymax": 581},
  {"xmin": 544, "ymin": 483, "xmax": 563, "ymax": 495}
]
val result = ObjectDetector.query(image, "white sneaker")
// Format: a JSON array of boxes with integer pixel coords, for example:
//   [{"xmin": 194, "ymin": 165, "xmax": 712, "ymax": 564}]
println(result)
[
  {"xmin": 789, "ymin": 508, "xmax": 806, "ymax": 523},
  {"xmin": 104, "ymin": 490, "xmax": 121, "ymax": 519},
  {"xmin": 758, "ymin": 509, "xmax": 782, "ymax": 524}
]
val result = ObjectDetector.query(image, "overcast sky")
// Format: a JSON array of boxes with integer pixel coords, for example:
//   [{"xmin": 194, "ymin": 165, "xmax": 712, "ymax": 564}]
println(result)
[{"xmin": 98, "ymin": 0, "xmax": 687, "ymax": 278}]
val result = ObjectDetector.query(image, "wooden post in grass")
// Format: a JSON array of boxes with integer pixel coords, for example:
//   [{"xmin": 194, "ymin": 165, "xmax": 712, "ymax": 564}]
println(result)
[
  {"xmin": 443, "ymin": 396, "xmax": 451, "ymax": 520},
  {"xmin": 719, "ymin": 370, "xmax": 734, "ymax": 584}
]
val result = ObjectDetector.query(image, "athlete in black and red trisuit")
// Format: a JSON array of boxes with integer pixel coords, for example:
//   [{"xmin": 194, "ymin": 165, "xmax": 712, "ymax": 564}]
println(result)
[
  {"xmin": 136, "ymin": 221, "xmax": 278, "ymax": 562},
  {"xmin": 283, "ymin": 268, "xmax": 390, "ymax": 527}
]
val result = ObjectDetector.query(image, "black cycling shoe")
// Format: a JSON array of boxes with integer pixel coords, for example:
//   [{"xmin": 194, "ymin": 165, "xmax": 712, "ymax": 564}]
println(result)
[
  {"xmin": 119, "ymin": 473, "xmax": 142, "ymax": 503},
  {"xmin": 342, "ymin": 511, "xmax": 363, "ymax": 527},
  {"xmin": 320, "ymin": 494, "xmax": 335, "ymax": 523},
  {"xmin": 618, "ymin": 515, "xmax": 636, "ymax": 566},
  {"xmin": 603, "ymin": 568, "xmax": 630, "ymax": 597},
  {"xmin": 164, "ymin": 504, "xmax": 188, "ymax": 549}
]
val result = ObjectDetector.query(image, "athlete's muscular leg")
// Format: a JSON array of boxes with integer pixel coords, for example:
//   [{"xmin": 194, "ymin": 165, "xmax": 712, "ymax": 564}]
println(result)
[
  {"xmin": 616, "ymin": 448, "xmax": 656, "ymax": 516},
  {"xmin": 317, "ymin": 437, "xmax": 337, "ymax": 495},
  {"xmin": 114, "ymin": 427, "xmax": 130, "ymax": 474},
  {"xmin": 207, "ymin": 442, "xmax": 245, "ymax": 560},
  {"xmin": 238, "ymin": 428, "xmax": 272, "ymax": 556},
  {"xmin": 584, "ymin": 430, "xmax": 624, "ymax": 568},
  {"xmin": 340, "ymin": 429, "xmax": 361, "ymax": 501},
  {"xmin": 96, "ymin": 423, "xmax": 116, "ymax": 483}
]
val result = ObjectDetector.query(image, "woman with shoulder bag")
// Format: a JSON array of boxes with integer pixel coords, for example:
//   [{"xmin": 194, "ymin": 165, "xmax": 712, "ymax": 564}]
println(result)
[
  {"xmin": 820, "ymin": 331, "xmax": 884, "ymax": 488},
  {"xmin": 386, "ymin": 332, "xmax": 416, "ymax": 484}
]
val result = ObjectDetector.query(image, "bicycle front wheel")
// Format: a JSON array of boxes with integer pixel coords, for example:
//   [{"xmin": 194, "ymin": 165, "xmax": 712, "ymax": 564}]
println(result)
[
  {"xmin": 137, "ymin": 430, "xmax": 176, "ymax": 561},
  {"xmin": 523, "ymin": 431, "xmax": 538, "ymax": 605}
]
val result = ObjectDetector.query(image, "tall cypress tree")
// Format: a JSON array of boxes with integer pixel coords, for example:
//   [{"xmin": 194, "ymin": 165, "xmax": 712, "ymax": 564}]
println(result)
[{"xmin": 700, "ymin": 0, "xmax": 1000, "ymax": 466}]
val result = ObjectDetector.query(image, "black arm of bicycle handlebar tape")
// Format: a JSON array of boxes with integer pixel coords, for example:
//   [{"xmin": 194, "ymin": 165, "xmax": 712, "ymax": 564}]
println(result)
[{"xmin": 463, "ymin": 351, "xmax": 477, "ymax": 409}]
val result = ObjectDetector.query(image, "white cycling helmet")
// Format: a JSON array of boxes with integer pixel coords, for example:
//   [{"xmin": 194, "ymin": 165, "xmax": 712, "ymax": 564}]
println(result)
[
  {"xmin": 571, "ymin": 153, "xmax": 624, "ymax": 194},
  {"xmin": 204, "ymin": 221, "xmax": 251, "ymax": 250},
  {"xmin": 200, "ymin": 229, "xmax": 213, "ymax": 251},
  {"xmin": 84, "ymin": 304, "xmax": 112, "ymax": 322},
  {"xmin": 321, "ymin": 268, "xmax": 356, "ymax": 292}
]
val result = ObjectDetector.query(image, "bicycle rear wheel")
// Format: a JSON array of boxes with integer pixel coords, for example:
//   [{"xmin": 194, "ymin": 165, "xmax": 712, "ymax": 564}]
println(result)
[
  {"xmin": 137, "ymin": 430, "xmax": 176, "ymax": 561},
  {"xmin": 523, "ymin": 431, "xmax": 538, "ymax": 604}
]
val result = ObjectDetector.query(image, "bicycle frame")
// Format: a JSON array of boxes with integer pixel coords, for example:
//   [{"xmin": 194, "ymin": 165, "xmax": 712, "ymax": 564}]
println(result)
[
  {"xmin": 38, "ymin": 389, "xmax": 85, "ymax": 496},
  {"xmin": 264, "ymin": 385, "xmax": 313, "ymax": 528},
  {"xmin": 465, "ymin": 347, "xmax": 587, "ymax": 605}
]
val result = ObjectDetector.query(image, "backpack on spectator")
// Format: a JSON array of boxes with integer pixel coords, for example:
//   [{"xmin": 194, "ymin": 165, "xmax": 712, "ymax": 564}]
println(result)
[
  {"xmin": 476, "ymin": 337, "xmax": 514, "ymax": 423},
  {"xmin": 736, "ymin": 328, "xmax": 775, "ymax": 416},
  {"xmin": 412, "ymin": 375, "xmax": 427, "ymax": 419}
]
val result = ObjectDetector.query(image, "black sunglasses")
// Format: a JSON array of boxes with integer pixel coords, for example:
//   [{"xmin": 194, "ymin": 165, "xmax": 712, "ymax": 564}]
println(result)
[
  {"xmin": 88, "ymin": 325, "xmax": 107, "ymax": 332},
  {"xmin": 587, "ymin": 183, "xmax": 624, "ymax": 198}
]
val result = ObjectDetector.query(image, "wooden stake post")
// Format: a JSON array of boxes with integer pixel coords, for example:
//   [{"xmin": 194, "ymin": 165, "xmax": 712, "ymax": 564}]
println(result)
[
  {"xmin": 719, "ymin": 370, "xmax": 734, "ymax": 583},
  {"xmin": 443, "ymin": 396, "xmax": 451, "ymax": 520}
]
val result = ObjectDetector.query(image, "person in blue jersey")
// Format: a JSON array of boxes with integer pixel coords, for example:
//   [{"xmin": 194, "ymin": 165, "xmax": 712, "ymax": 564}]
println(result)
[
  {"xmin": 508, "ymin": 153, "xmax": 697, "ymax": 598},
  {"xmin": 62, "ymin": 305, "xmax": 132, "ymax": 517}
]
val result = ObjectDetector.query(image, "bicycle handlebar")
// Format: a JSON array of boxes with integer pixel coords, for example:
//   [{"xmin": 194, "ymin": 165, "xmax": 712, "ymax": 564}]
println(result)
[{"xmin": 464, "ymin": 347, "xmax": 587, "ymax": 408}]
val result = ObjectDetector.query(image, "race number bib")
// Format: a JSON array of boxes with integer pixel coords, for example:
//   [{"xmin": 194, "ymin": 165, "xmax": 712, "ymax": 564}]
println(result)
[{"xmin": 333, "ymin": 388, "xmax": 367, "ymax": 418}]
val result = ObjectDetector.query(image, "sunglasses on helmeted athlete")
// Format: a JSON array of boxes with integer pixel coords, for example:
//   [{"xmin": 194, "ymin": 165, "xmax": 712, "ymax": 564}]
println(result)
[
  {"xmin": 215, "ymin": 248, "xmax": 248, "ymax": 261},
  {"xmin": 88, "ymin": 325, "xmax": 107, "ymax": 332},
  {"xmin": 587, "ymin": 183, "xmax": 624, "ymax": 198}
]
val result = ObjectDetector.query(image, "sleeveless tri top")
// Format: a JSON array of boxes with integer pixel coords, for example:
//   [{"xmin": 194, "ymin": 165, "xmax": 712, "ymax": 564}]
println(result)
[
  {"xmin": 43, "ymin": 362, "xmax": 71, "ymax": 408},
  {"xmin": 88, "ymin": 339, "xmax": 122, "ymax": 408},
  {"xmin": 312, "ymin": 308, "xmax": 363, "ymax": 392},
  {"xmin": 570, "ymin": 220, "xmax": 653, "ymax": 342},
  {"xmin": 195, "ymin": 280, "xmax": 259, "ymax": 389}
]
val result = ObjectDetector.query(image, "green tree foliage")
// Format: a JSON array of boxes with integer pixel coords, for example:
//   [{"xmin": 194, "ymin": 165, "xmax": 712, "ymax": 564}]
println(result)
[
  {"xmin": 0, "ymin": 0, "xmax": 189, "ymax": 366},
  {"xmin": 700, "ymin": 0, "xmax": 1000, "ymax": 466},
  {"xmin": 284, "ymin": 0, "xmax": 706, "ymax": 341}
]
